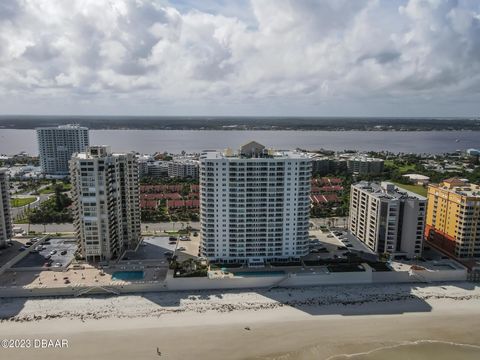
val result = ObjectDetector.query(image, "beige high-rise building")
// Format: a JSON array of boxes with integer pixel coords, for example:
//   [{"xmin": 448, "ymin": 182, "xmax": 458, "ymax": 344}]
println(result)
[
  {"xmin": 0, "ymin": 168, "xmax": 12, "ymax": 248},
  {"xmin": 349, "ymin": 181, "xmax": 426, "ymax": 259},
  {"xmin": 70, "ymin": 146, "xmax": 141, "ymax": 262}
]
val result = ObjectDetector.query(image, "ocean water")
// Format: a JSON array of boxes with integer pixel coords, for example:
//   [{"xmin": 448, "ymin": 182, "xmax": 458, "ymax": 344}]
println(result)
[
  {"xmin": 266, "ymin": 340, "xmax": 480, "ymax": 360},
  {"xmin": 0, "ymin": 129, "xmax": 479, "ymax": 155}
]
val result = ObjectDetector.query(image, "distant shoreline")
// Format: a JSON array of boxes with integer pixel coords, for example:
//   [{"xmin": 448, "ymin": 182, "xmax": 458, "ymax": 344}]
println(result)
[
  {"xmin": 2, "ymin": 127, "xmax": 480, "ymax": 131},
  {"xmin": 1, "ymin": 116, "xmax": 479, "ymax": 131}
]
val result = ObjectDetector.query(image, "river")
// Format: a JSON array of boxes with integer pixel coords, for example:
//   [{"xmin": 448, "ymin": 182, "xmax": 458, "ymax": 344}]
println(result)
[{"xmin": 0, "ymin": 129, "xmax": 478, "ymax": 155}]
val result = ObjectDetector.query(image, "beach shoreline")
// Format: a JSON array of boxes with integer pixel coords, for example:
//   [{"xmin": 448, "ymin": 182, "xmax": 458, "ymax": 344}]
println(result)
[{"xmin": 1, "ymin": 282, "xmax": 480, "ymax": 360}]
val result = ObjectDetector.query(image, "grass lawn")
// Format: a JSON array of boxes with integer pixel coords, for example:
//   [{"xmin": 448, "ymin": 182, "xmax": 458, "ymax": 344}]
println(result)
[
  {"xmin": 10, "ymin": 197, "xmax": 37, "ymax": 207},
  {"xmin": 385, "ymin": 160, "xmax": 417, "ymax": 173},
  {"xmin": 38, "ymin": 182, "xmax": 72, "ymax": 194},
  {"xmin": 392, "ymin": 182, "xmax": 428, "ymax": 197}
]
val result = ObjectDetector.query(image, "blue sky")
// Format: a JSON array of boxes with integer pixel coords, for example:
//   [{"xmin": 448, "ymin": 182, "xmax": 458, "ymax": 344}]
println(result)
[{"xmin": 0, "ymin": 0, "xmax": 480, "ymax": 117}]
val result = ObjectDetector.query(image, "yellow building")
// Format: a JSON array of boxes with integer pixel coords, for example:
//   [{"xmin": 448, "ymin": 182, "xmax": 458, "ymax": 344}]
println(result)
[{"xmin": 425, "ymin": 178, "xmax": 480, "ymax": 258}]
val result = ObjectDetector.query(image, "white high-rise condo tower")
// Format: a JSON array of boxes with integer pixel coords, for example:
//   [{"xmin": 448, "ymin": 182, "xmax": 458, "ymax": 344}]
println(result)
[
  {"xmin": 37, "ymin": 124, "xmax": 90, "ymax": 175},
  {"xmin": 70, "ymin": 146, "xmax": 141, "ymax": 262},
  {"xmin": 199, "ymin": 141, "xmax": 312, "ymax": 264},
  {"xmin": 0, "ymin": 169, "xmax": 12, "ymax": 248}
]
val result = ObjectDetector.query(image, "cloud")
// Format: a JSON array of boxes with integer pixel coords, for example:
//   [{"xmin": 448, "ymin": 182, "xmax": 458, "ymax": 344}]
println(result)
[{"xmin": 0, "ymin": 0, "xmax": 480, "ymax": 116}]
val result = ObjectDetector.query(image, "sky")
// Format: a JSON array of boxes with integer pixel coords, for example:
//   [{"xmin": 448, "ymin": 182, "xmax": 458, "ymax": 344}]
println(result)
[{"xmin": 1, "ymin": 0, "xmax": 480, "ymax": 117}]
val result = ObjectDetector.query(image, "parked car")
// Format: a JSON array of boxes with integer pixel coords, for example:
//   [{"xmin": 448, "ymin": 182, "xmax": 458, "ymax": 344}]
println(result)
[
  {"xmin": 50, "ymin": 250, "xmax": 57, "ymax": 255},
  {"xmin": 178, "ymin": 246, "xmax": 186, "ymax": 251},
  {"xmin": 169, "ymin": 236, "xmax": 177, "ymax": 241},
  {"xmin": 60, "ymin": 250, "xmax": 67, "ymax": 255},
  {"xmin": 44, "ymin": 262, "xmax": 52, "ymax": 267},
  {"xmin": 164, "ymin": 251, "xmax": 173, "ymax": 257},
  {"xmin": 193, "ymin": 232, "xmax": 198, "ymax": 237},
  {"xmin": 45, "ymin": 255, "xmax": 51, "ymax": 260},
  {"xmin": 54, "ymin": 262, "xmax": 62, "ymax": 267}
]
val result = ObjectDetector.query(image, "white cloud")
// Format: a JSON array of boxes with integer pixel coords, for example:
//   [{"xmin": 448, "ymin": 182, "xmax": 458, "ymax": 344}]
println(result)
[{"xmin": 0, "ymin": 0, "xmax": 480, "ymax": 116}]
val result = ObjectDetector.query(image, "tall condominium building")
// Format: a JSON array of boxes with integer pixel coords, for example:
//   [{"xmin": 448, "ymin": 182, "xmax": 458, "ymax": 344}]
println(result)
[
  {"xmin": 168, "ymin": 160, "xmax": 199, "ymax": 179},
  {"xmin": 347, "ymin": 156, "xmax": 384, "ymax": 175},
  {"xmin": 0, "ymin": 169, "xmax": 12, "ymax": 248},
  {"xmin": 199, "ymin": 141, "xmax": 312, "ymax": 263},
  {"xmin": 425, "ymin": 178, "xmax": 480, "ymax": 258},
  {"xmin": 70, "ymin": 146, "xmax": 141, "ymax": 262},
  {"xmin": 349, "ymin": 182, "xmax": 426, "ymax": 259},
  {"xmin": 37, "ymin": 124, "xmax": 90, "ymax": 175},
  {"xmin": 311, "ymin": 156, "xmax": 347, "ymax": 176}
]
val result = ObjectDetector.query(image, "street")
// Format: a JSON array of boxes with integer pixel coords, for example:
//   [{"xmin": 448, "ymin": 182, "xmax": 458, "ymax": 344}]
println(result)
[{"xmin": 13, "ymin": 219, "xmax": 347, "ymax": 234}]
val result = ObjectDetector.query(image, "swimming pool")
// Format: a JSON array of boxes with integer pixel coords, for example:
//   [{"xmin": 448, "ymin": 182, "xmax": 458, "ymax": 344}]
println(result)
[
  {"xmin": 233, "ymin": 271, "xmax": 285, "ymax": 277},
  {"xmin": 112, "ymin": 271, "xmax": 144, "ymax": 281}
]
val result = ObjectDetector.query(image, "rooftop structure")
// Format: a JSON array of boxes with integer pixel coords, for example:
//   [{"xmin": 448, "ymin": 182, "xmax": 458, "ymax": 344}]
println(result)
[{"xmin": 403, "ymin": 173, "xmax": 430, "ymax": 185}]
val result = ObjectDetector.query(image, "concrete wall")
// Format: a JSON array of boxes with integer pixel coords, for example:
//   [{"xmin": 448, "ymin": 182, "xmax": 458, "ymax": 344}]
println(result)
[
  {"xmin": 282, "ymin": 270, "xmax": 372, "ymax": 287},
  {"xmin": 166, "ymin": 275, "xmax": 281, "ymax": 291},
  {"xmin": 372, "ymin": 269, "xmax": 467, "ymax": 283},
  {"xmin": 0, "ymin": 267, "xmax": 468, "ymax": 298}
]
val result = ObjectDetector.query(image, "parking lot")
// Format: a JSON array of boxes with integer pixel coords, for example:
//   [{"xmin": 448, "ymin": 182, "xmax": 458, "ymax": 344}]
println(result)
[
  {"xmin": 124, "ymin": 236, "xmax": 176, "ymax": 262},
  {"xmin": 302, "ymin": 229, "xmax": 378, "ymax": 264},
  {"xmin": 12, "ymin": 238, "xmax": 77, "ymax": 269}
]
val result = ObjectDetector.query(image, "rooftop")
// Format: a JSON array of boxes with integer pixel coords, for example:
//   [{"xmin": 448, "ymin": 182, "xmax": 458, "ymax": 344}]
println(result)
[
  {"xmin": 431, "ymin": 178, "xmax": 480, "ymax": 198},
  {"xmin": 354, "ymin": 181, "xmax": 427, "ymax": 201},
  {"xmin": 347, "ymin": 155, "xmax": 384, "ymax": 162},
  {"xmin": 403, "ymin": 173, "xmax": 430, "ymax": 180},
  {"xmin": 36, "ymin": 124, "xmax": 88, "ymax": 130},
  {"xmin": 200, "ymin": 141, "xmax": 311, "ymax": 160}
]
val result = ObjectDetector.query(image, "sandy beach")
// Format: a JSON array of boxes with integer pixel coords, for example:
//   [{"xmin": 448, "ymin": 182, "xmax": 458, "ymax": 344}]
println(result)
[{"xmin": 1, "ymin": 282, "xmax": 480, "ymax": 359}]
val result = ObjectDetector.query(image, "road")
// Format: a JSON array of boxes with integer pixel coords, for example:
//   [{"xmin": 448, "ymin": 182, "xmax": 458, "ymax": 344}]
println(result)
[
  {"xmin": 9, "ymin": 183, "xmax": 56, "ymax": 221},
  {"xmin": 310, "ymin": 217, "xmax": 348, "ymax": 229},
  {"xmin": 13, "ymin": 222, "xmax": 201, "ymax": 234},
  {"xmin": 13, "ymin": 219, "xmax": 347, "ymax": 234},
  {"xmin": 10, "ymin": 194, "xmax": 51, "ymax": 221}
]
